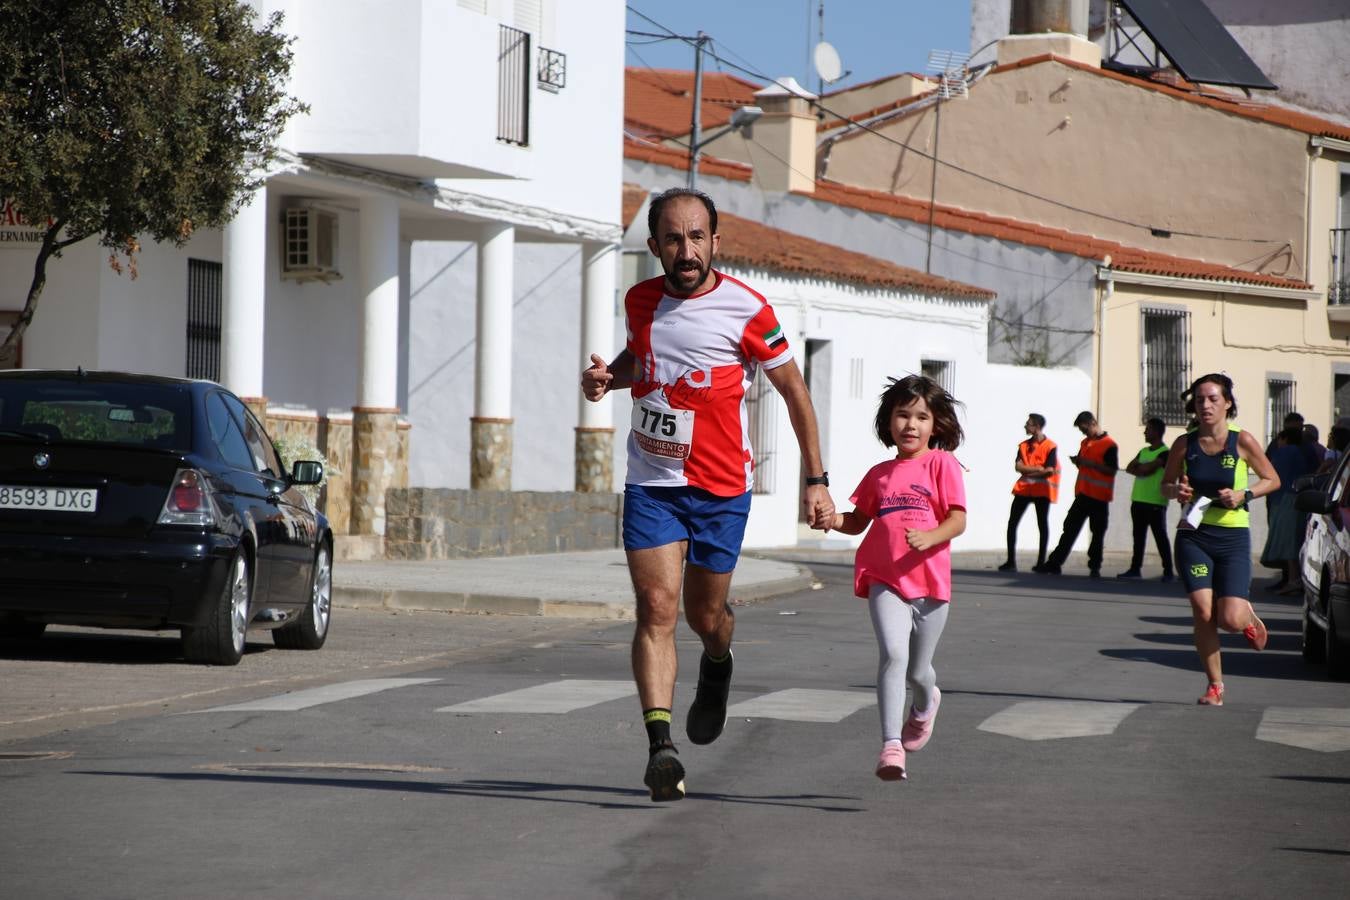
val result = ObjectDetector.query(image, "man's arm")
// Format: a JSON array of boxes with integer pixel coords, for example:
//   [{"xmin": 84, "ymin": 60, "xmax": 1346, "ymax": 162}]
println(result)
[
  {"xmin": 580, "ymin": 349, "xmax": 634, "ymax": 401},
  {"xmin": 763, "ymin": 359, "xmax": 835, "ymax": 529}
]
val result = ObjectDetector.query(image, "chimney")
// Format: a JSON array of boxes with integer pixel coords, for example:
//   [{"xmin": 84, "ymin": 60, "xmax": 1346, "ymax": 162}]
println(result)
[
  {"xmin": 752, "ymin": 77, "xmax": 817, "ymax": 194},
  {"xmin": 998, "ymin": 0, "xmax": 1100, "ymax": 68}
]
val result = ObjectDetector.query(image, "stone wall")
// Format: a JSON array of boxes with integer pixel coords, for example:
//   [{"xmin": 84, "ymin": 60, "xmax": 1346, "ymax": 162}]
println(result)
[{"xmin": 385, "ymin": 489, "xmax": 622, "ymax": 560}]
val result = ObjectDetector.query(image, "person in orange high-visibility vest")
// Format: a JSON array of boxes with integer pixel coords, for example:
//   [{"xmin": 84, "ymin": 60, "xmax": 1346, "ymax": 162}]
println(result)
[
  {"xmin": 1034, "ymin": 411, "xmax": 1119, "ymax": 578},
  {"xmin": 998, "ymin": 413, "xmax": 1059, "ymax": 572}
]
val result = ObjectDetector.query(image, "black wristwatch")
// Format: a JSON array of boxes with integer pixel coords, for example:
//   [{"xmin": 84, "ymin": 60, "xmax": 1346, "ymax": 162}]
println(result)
[
  {"xmin": 805, "ymin": 472, "xmax": 830, "ymax": 487},
  {"xmin": 1243, "ymin": 489, "xmax": 1254, "ymax": 506}
]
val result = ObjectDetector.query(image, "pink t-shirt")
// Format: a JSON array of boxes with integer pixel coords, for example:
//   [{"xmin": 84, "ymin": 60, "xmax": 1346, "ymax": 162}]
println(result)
[{"xmin": 851, "ymin": 450, "xmax": 967, "ymax": 602}]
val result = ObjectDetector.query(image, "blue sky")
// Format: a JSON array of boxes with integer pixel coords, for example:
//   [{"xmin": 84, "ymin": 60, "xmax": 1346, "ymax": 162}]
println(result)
[{"xmin": 625, "ymin": 1, "xmax": 972, "ymax": 92}]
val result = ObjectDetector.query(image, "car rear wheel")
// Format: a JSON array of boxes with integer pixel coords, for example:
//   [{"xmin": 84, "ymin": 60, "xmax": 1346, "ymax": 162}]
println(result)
[
  {"xmin": 273, "ymin": 544, "xmax": 331, "ymax": 651},
  {"xmin": 0, "ymin": 621, "xmax": 46, "ymax": 641},
  {"xmin": 1327, "ymin": 601, "xmax": 1350, "ymax": 681},
  {"xmin": 1303, "ymin": 579, "xmax": 1328, "ymax": 664},
  {"xmin": 182, "ymin": 551, "xmax": 250, "ymax": 666}
]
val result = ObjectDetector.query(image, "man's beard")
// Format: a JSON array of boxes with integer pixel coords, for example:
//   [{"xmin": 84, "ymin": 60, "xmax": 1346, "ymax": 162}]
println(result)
[{"xmin": 665, "ymin": 258, "xmax": 711, "ymax": 293}]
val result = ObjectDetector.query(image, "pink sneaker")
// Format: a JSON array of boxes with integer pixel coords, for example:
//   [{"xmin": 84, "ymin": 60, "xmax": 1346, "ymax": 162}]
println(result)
[
  {"xmin": 875, "ymin": 741, "xmax": 907, "ymax": 781},
  {"xmin": 901, "ymin": 687, "xmax": 941, "ymax": 752},
  {"xmin": 1197, "ymin": 682, "xmax": 1224, "ymax": 706}
]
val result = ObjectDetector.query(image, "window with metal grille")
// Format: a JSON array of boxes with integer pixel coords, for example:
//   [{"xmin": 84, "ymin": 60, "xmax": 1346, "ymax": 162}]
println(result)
[
  {"xmin": 538, "ymin": 47, "xmax": 566, "ymax": 91},
  {"xmin": 186, "ymin": 259, "xmax": 222, "ymax": 381},
  {"xmin": 1332, "ymin": 227, "xmax": 1350, "ymax": 305},
  {"xmin": 746, "ymin": 367, "xmax": 778, "ymax": 494},
  {"xmin": 1140, "ymin": 307, "xmax": 1190, "ymax": 425},
  {"xmin": 497, "ymin": 25, "xmax": 530, "ymax": 145},
  {"xmin": 1266, "ymin": 376, "xmax": 1297, "ymax": 445},
  {"xmin": 920, "ymin": 358, "xmax": 954, "ymax": 394}
]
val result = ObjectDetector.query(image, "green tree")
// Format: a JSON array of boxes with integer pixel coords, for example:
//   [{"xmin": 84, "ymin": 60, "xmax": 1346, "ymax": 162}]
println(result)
[{"xmin": 0, "ymin": 0, "xmax": 305, "ymax": 366}]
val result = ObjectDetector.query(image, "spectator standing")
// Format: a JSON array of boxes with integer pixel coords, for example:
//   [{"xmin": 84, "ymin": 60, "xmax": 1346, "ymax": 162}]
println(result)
[
  {"xmin": 1119, "ymin": 417, "xmax": 1175, "ymax": 582},
  {"xmin": 998, "ymin": 413, "xmax": 1059, "ymax": 572},
  {"xmin": 1261, "ymin": 423, "xmax": 1313, "ymax": 594},
  {"xmin": 1034, "ymin": 411, "xmax": 1119, "ymax": 578}
]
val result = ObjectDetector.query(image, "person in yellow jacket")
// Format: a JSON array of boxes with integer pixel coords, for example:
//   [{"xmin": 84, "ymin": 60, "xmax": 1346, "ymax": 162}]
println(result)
[
  {"xmin": 999, "ymin": 413, "xmax": 1059, "ymax": 572},
  {"xmin": 1034, "ymin": 411, "xmax": 1119, "ymax": 578},
  {"xmin": 1117, "ymin": 417, "xmax": 1176, "ymax": 582}
]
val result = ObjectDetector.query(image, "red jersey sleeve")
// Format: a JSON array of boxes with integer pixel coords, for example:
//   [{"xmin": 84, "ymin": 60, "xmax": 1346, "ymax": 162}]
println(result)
[{"xmin": 739, "ymin": 302, "xmax": 793, "ymax": 370}]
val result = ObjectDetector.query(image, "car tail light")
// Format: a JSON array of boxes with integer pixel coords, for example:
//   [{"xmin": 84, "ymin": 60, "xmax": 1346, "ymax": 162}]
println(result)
[{"xmin": 158, "ymin": 468, "xmax": 217, "ymax": 527}]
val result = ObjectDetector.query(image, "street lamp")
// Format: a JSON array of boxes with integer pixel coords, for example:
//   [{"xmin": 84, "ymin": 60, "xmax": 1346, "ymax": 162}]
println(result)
[{"xmin": 688, "ymin": 104, "xmax": 762, "ymax": 190}]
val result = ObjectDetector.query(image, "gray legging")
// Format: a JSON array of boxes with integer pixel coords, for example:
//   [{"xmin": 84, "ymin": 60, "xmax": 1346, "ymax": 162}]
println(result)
[{"xmin": 868, "ymin": 583, "xmax": 950, "ymax": 742}]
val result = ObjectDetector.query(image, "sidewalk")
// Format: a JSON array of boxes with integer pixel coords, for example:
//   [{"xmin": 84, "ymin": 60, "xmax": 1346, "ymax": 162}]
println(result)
[{"xmin": 332, "ymin": 549, "xmax": 816, "ymax": 620}]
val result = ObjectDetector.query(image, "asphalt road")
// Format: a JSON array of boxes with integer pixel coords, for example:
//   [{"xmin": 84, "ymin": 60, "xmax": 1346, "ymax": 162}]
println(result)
[{"xmin": 2, "ymin": 561, "xmax": 1348, "ymax": 899}]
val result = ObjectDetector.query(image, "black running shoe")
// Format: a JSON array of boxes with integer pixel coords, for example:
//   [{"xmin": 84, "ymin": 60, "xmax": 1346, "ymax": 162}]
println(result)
[
  {"xmin": 686, "ymin": 650, "xmax": 733, "ymax": 745},
  {"xmin": 997, "ymin": 561, "xmax": 1016, "ymax": 572},
  {"xmin": 643, "ymin": 741, "xmax": 685, "ymax": 802}
]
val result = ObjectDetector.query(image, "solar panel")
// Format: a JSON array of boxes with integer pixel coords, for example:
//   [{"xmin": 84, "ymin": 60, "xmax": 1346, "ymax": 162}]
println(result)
[{"xmin": 1119, "ymin": 0, "xmax": 1276, "ymax": 90}]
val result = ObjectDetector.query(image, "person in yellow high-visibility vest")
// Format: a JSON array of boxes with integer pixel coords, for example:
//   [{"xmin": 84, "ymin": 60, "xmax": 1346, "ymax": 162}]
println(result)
[
  {"xmin": 1118, "ymin": 417, "xmax": 1176, "ymax": 582},
  {"xmin": 1034, "ymin": 411, "xmax": 1119, "ymax": 578}
]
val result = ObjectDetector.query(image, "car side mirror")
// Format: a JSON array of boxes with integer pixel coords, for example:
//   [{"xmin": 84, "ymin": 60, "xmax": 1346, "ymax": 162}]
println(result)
[
  {"xmin": 1295, "ymin": 490, "xmax": 1334, "ymax": 515},
  {"xmin": 290, "ymin": 460, "xmax": 324, "ymax": 486}
]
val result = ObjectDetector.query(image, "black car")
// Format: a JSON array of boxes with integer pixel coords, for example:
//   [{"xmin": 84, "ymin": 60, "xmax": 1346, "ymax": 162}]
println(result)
[
  {"xmin": 0, "ymin": 370, "xmax": 333, "ymax": 665},
  {"xmin": 1294, "ymin": 452, "xmax": 1350, "ymax": 680}
]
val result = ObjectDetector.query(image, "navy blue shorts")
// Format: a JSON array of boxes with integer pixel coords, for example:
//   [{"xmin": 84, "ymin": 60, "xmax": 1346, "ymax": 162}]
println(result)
[
  {"xmin": 1174, "ymin": 525, "xmax": 1251, "ymax": 598},
  {"xmin": 622, "ymin": 484, "xmax": 752, "ymax": 574}
]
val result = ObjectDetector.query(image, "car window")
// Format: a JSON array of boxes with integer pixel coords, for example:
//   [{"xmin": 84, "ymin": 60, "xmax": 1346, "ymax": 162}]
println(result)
[
  {"xmin": 0, "ymin": 379, "xmax": 189, "ymax": 448},
  {"xmin": 206, "ymin": 392, "xmax": 255, "ymax": 471},
  {"xmin": 220, "ymin": 394, "xmax": 280, "ymax": 477}
]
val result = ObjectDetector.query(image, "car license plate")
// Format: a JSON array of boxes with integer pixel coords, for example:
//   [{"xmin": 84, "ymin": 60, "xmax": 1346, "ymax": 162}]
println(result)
[{"xmin": 0, "ymin": 485, "xmax": 99, "ymax": 513}]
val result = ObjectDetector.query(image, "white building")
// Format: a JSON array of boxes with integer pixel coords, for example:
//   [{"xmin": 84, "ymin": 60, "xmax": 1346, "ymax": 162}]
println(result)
[{"xmin": 1, "ymin": 0, "xmax": 627, "ymax": 545}]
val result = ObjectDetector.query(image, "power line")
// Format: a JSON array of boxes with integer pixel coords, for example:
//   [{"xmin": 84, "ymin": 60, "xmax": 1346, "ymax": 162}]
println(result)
[{"xmin": 623, "ymin": 6, "xmax": 1286, "ymax": 246}]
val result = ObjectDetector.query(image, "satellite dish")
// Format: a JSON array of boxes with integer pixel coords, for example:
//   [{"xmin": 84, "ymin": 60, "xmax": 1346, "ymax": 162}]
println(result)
[{"xmin": 813, "ymin": 41, "xmax": 843, "ymax": 84}]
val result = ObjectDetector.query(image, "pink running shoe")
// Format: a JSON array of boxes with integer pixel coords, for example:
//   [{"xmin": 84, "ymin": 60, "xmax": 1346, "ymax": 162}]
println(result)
[
  {"xmin": 1244, "ymin": 617, "xmax": 1268, "ymax": 651},
  {"xmin": 901, "ymin": 687, "xmax": 941, "ymax": 752},
  {"xmin": 1197, "ymin": 682, "xmax": 1224, "ymax": 706},
  {"xmin": 875, "ymin": 741, "xmax": 907, "ymax": 781}
]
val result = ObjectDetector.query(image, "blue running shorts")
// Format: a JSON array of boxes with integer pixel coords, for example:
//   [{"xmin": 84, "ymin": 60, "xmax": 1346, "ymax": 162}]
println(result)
[
  {"xmin": 622, "ymin": 484, "xmax": 752, "ymax": 574},
  {"xmin": 1174, "ymin": 525, "xmax": 1252, "ymax": 598}
]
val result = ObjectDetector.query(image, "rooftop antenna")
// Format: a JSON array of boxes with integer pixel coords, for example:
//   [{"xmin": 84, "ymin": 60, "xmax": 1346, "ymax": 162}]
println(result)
[
  {"xmin": 922, "ymin": 49, "xmax": 971, "ymax": 272},
  {"xmin": 812, "ymin": 1, "xmax": 850, "ymax": 101}
]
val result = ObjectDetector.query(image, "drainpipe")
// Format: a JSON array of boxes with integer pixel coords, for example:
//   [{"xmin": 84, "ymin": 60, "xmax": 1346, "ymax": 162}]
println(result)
[{"xmin": 1096, "ymin": 254, "xmax": 1113, "ymax": 416}]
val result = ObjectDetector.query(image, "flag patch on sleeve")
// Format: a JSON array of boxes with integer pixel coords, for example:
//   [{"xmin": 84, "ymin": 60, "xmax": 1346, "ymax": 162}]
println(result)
[{"xmin": 764, "ymin": 325, "xmax": 786, "ymax": 349}]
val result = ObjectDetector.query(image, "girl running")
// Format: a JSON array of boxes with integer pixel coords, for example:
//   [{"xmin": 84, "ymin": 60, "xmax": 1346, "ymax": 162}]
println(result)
[
  {"xmin": 1161, "ymin": 374, "xmax": 1279, "ymax": 706},
  {"xmin": 829, "ymin": 375, "xmax": 967, "ymax": 781}
]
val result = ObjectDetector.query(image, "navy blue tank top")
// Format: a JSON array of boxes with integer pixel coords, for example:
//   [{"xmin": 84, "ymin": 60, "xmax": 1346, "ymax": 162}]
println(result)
[{"xmin": 1183, "ymin": 429, "xmax": 1250, "ymax": 527}]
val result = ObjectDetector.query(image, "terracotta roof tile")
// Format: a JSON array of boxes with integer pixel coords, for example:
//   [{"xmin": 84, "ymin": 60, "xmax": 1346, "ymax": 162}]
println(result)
[
  {"xmin": 625, "ymin": 68, "xmax": 762, "ymax": 141},
  {"xmin": 623, "ymin": 136, "xmax": 753, "ymax": 181},
  {"xmin": 807, "ymin": 180, "xmax": 1311, "ymax": 290},
  {"xmin": 618, "ymin": 183, "xmax": 994, "ymax": 300}
]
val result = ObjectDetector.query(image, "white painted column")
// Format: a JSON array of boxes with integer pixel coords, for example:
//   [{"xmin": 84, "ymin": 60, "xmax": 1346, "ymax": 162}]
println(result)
[
  {"xmin": 574, "ymin": 241, "xmax": 618, "ymax": 492},
  {"xmin": 578, "ymin": 241, "xmax": 617, "ymax": 429},
  {"xmin": 475, "ymin": 223, "xmax": 515, "ymax": 418},
  {"xmin": 220, "ymin": 188, "xmax": 267, "ymax": 398},
  {"xmin": 358, "ymin": 195, "xmax": 401, "ymax": 409},
  {"xmin": 471, "ymin": 222, "xmax": 515, "ymax": 490}
]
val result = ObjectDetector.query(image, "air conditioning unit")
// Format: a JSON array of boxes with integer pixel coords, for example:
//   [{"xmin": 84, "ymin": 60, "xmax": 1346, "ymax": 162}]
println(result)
[{"xmin": 280, "ymin": 205, "xmax": 341, "ymax": 282}]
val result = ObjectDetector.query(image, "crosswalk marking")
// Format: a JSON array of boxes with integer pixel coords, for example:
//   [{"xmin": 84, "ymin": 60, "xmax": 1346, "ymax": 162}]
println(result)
[
  {"xmin": 1256, "ymin": 707, "xmax": 1350, "ymax": 752},
  {"xmin": 438, "ymin": 679, "xmax": 636, "ymax": 714},
  {"xmin": 195, "ymin": 678, "xmax": 440, "ymax": 713},
  {"xmin": 727, "ymin": 688, "xmax": 875, "ymax": 723},
  {"xmin": 977, "ymin": 700, "xmax": 1142, "ymax": 741}
]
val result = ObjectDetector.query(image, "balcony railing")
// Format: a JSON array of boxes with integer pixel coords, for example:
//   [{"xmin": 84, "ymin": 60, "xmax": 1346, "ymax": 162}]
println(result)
[
  {"xmin": 1332, "ymin": 228, "xmax": 1350, "ymax": 305},
  {"xmin": 497, "ymin": 25, "xmax": 530, "ymax": 146}
]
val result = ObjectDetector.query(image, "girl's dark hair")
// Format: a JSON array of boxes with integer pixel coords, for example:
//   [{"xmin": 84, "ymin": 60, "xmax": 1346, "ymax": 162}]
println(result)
[
  {"xmin": 874, "ymin": 375, "xmax": 964, "ymax": 450},
  {"xmin": 1182, "ymin": 373, "xmax": 1238, "ymax": 419}
]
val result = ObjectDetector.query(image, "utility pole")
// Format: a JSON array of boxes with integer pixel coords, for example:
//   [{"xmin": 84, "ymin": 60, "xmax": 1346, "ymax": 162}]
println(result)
[{"xmin": 687, "ymin": 32, "xmax": 709, "ymax": 190}]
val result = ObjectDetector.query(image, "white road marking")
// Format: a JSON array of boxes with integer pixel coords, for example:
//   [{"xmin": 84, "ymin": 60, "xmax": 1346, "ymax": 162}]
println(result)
[
  {"xmin": 438, "ymin": 680, "xmax": 636, "ymax": 714},
  {"xmin": 196, "ymin": 678, "xmax": 440, "ymax": 712},
  {"xmin": 977, "ymin": 700, "xmax": 1142, "ymax": 741},
  {"xmin": 727, "ymin": 688, "xmax": 875, "ymax": 723},
  {"xmin": 1256, "ymin": 707, "xmax": 1350, "ymax": 752}
]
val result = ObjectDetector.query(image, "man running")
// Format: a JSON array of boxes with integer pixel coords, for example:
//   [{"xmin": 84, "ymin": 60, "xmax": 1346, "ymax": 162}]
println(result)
[{"xmin": 581, "ymin": 187, "xmax": 835, "ymax": 802}]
